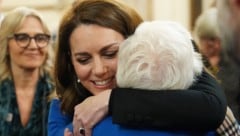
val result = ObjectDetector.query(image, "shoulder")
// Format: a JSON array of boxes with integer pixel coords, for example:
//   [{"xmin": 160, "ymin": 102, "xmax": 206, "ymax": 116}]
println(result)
[{"xmin": 50, "ymin": 98, "xmax": 61, "ymax": 107}]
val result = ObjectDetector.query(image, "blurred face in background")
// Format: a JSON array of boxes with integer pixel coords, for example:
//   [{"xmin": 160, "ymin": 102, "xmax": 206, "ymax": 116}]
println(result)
[
  {"xmin": 70, "ymin": 24, "xmax": 124, "ymax": 95},
  {"xmin": 8, "ymin": 16, "xmax": 49, "ymax": 71},
  {"xmin": 199, "ymin": 37, "xmax": 221, "ymax": 58}
]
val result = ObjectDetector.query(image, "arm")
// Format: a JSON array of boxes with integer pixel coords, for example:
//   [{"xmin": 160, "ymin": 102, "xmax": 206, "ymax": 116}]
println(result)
[
  {"xmin": 48, "ymin": 99, "xmax": 73, "ymax": 136},
  {"xmin": 109, "ymin": 70, "xmax": 227, "ymax": 130}
]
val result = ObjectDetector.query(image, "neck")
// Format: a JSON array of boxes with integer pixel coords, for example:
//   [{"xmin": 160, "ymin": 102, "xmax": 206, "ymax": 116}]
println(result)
[
  {"xmin": 11, "ymin": 66, "xmax": 40, "ymax": 91},
  {"xmin": 209, "ymin": 56, "xmax": 220, "ymax": 67}
]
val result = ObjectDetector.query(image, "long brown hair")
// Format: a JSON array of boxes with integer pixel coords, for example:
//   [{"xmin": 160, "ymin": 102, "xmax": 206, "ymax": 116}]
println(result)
[{"xmin": 55, "ymin": 0, "xmax": 143, "ymax": 114}]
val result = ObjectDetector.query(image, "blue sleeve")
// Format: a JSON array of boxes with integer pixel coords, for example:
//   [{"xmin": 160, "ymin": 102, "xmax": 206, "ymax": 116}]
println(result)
[
  {"xmin": 48, "ymin": 99, "xmax": 73, "ymax": 136},
  {"xmin": 93, "ymin": 116, "xmax": 216, "ymax": 136}
]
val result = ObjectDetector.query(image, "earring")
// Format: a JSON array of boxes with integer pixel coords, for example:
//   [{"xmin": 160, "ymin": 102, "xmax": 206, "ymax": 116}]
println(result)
[{"xmin": 77, "ymin": 79, "xmax": 80, "ymax": 83}]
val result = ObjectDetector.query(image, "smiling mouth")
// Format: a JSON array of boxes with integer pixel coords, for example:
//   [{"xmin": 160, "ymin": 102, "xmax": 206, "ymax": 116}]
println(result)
[
  {"xmin": 24, "ymin": 53, "xmax": 41, "ymax": 57},
  {"xmin": 94, "ymin": 78, "xmax": 112, "ymax": 86}
]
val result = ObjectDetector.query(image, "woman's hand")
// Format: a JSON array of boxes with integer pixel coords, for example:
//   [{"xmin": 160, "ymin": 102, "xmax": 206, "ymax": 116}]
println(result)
[
  {"xmin": 73, "ymin": 89, "xmax": 111, "ymax": 136},
  {"xmin": 64, "ymin": 128, "xmax": 73, "ymax": 136}
]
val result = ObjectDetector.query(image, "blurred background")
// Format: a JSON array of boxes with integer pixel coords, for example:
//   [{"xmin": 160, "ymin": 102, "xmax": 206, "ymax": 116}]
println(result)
[{"xmin": 0, "ymin": 0, "xmax": 216, "ymax": 35}]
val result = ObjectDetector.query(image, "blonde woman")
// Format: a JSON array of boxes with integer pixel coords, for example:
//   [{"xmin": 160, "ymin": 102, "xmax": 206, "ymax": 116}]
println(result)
[
  {"xmin": 193, "ymin": 8, "xmax": 221, "ymax": 76},
  {"xmin": 0, "ymin": 7, "xmax": 54, "ymax": 136}
]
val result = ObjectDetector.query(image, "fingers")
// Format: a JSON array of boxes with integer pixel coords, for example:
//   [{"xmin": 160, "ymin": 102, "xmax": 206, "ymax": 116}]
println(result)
[
  {"xmin": 72, "ymin": 91, "xmax": 111, "ymax": 136},
  {"xmin": 64, "ymin": 128, "xmax": 73, "ymax": 136},
  {"xmin": 73, "ymin": 116, "xmax": 84, "ymax": 136},
  {"xmin": 85, "ymin": 128, "xmax": 92, "ymax": 136}
]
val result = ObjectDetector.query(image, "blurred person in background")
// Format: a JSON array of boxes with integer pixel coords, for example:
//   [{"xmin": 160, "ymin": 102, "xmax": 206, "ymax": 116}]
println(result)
[
  {"xmin": 0, "ymin": 7, "xmax": 54, "ymax": 136},
  {"xmin": 217, "ymin": 0, "xmax": 240, "ymax": 121},
  {"xmin": 194, "ymin": 5, "xmax": 240, "ymax": 134},
  {"xmin": 193, "ymin": 8, "xmax": 221, "ymax": 76}
]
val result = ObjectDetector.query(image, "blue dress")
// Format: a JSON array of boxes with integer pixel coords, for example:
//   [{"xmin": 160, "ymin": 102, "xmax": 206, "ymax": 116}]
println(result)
[{"xmin": 48, "ymin": 99, "xmax": 216, "ymax": 136}]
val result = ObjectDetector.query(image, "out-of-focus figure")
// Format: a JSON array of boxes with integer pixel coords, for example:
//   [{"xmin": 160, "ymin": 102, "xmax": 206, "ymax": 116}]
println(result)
[
  {"xmin": 217, "ymin": 0, "xmax": 240, "ymax": 121},
  {"xmin": 193, "ymin": 8, "xmax": 221, "ymax": 76},
  {"xmin": 0, "ymin": 7, "xmax": 54, "ymax": 136}
]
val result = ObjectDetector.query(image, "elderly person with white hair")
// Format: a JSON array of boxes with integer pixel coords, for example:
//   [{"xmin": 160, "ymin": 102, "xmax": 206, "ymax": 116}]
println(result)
[
  {"xmin": 117, "ymin": 20, "xmax": 203, "ymax": 90},
  {"xmin": 52, "ymin": 20, "xmax": 220, "ymax": 136},
  {"xmin": 92, "ymin": 20, "xmax": 216, "ymax": 135},
  {"xmin": 115, "ymin": 20, "xmax": 239, "ymax": 136}
]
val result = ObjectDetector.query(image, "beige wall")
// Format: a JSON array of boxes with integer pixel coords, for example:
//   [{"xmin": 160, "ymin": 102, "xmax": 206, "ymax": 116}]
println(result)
[
  {"xmin": 0, "ymin": 0, "xmax": 74, "ymax": 32},
  {"xmin": 0, "ymin": 0, "xmax": 214, "ymax": 33},
  {"xmin": 202, "ymin": 0, "xmax": 216, "ymax": 10},
  {"xmin": 122, "ymin": 0, "xmax": 153, "ymax": 20},
  {"xmin": 151, "ymin": 0, "xmax": 190, "ymax": 30}
]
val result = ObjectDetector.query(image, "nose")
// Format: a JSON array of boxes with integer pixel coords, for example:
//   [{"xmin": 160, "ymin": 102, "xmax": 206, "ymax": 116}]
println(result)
[
  {"xmin": 92, "ymin": 57, "xmax": 107, "ymax": 77},
  {"xmin": 27, "ymin": 38, "xmax": 38, "ymax": 49}
]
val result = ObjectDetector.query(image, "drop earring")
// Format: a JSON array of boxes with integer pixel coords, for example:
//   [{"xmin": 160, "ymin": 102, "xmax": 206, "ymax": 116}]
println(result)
[{"xmin": 77, "ymin": 79, "xmax": 80, "ymax": 83}]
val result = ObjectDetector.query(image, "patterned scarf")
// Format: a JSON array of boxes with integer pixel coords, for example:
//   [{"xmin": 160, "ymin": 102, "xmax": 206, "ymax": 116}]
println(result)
[{"xmin": 0, "ymin": 75, "xmax": 54, "ymax": 136}]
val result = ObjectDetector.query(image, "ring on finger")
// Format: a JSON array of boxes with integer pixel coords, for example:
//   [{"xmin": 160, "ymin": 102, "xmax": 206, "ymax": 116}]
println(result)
[{"xmin": 79, "ymin": 127, "xmax": 85, "ymax": 135}]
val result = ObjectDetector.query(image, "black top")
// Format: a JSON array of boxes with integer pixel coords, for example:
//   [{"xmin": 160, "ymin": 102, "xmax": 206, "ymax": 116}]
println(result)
[{"xmin": 109, "ymin": 70, "xmax": 227, "ymax": 131}]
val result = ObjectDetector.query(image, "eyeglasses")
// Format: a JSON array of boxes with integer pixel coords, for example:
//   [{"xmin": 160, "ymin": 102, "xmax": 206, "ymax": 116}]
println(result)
[{"xmin": 8, "ymin": 33, "xmax": 51, "ymax": 48}]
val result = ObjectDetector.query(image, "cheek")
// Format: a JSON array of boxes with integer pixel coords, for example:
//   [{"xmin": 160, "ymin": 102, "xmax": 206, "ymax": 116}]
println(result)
[
  {"xmin": 199, "ymin": 42, "xmax": 211, "ymax": 52},
  {"xmin": 72, "ymin": 61, "xmax": 90, "ymax": 80},
  {"xmin": 41, "ymin": 48, "xmax": 48, "ymax": 57},
  {"xmin": 8, "ymin": 44, "xmax": 19, "ymax": 58},
  {"xmin": 110, "ymin": 58, "xmax": 118, "ymax": 73},
  {"xmin": 42, "ymin": 52, "xmax": 48, "ymax": 64}
]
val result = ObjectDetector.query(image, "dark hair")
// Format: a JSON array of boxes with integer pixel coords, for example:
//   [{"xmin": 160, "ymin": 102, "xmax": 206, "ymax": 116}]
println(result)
[{"xmin": 55, "ymin": 0, "xmax": 143, "ymax": 114}]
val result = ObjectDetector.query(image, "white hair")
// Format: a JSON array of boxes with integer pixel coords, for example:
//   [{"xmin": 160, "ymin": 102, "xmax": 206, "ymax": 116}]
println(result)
[{"xmin": 117, "ymin": 20, "xmax": 203, "ymax": 90}]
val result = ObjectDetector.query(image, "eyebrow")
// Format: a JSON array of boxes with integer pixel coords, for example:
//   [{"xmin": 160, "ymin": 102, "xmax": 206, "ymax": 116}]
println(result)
[{"xmin": 74, "ymin": 42, "xmax": 120, "ymax": 56}]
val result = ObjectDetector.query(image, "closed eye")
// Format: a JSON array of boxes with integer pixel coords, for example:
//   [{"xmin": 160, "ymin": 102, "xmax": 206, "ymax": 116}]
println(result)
[
  {"xmin": 103, "ymin": 50, "xmax": 118, "ymax": 58},
  {"xmin": 76, "ymin": 57, "xmax": 90, "ymax": 64}
]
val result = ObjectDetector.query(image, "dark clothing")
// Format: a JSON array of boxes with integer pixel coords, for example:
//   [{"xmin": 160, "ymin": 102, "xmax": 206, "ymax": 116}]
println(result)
[
  {"xmin": 0, "ymin": 76, "xmax": 54, "ymax": 136},
  {"xmin": 217, "ymin": 55, "xmax": 240, "ymax": 121},
  {"xmin": 110, "ymin": 70, "xmax": 227, "ymax": 131}
]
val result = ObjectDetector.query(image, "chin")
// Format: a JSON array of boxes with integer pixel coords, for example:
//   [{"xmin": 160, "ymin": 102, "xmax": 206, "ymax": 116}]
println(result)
[
  {"xmin": 22, "ymin": 64, "xmax": 42, "ymax": 70},
  {"xmin": 90, "ymin": 88, "xmax": 110, "ymax": 96}
]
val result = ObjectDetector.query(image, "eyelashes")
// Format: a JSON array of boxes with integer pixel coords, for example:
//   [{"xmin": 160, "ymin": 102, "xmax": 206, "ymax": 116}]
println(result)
[{"xmin": 76, "ymin": 50, "xmax": 118, "ymax": 65}]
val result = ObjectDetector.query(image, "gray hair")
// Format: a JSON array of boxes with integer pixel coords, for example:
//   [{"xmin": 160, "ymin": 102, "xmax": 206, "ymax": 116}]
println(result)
[{"xmin": 117, "ymin": 20, "xmax": 203, "ymax": 90}]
